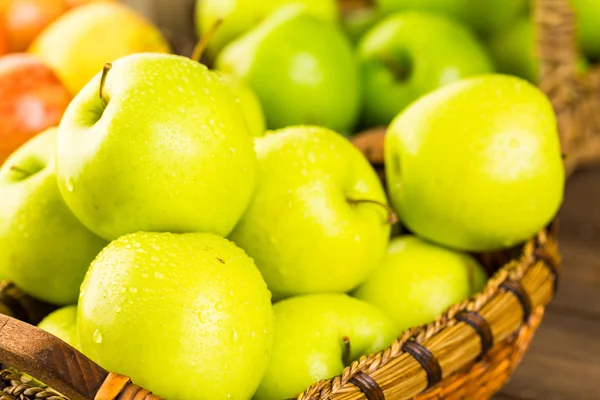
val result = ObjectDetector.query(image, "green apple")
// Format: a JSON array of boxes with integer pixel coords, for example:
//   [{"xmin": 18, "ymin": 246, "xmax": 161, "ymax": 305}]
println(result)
[
  {"xmin": 78, "ymin": 232, "xmax": 274, "ymax": 400},
  {"xmin": 571, "ymin": 0, "xmax": 600, "ymax": 59},
  {"xmin": 195, "ymin": 0, "xmax": 338, "ymax": 60},
  {"xmin": 254, "ymin": 293, "xmax": 397, "ymax": 400},
  {"xmin": 229, "ymin": 125, "xmax": 391, "ymax": 299},
  {"xmin": 219, "ymin": 72, "xmax": 266, "ymax": 137},
  {"xmin": 385, "ymin": 74, "xmax": 565, "ymax": 252},
  {"xmin": 488, "ymin": 16, "xmax": 590, "ymax": 83},
  {"xmin": 216, "ymin": 5, "xmax": 360, "ymax": 134},
  {"xmin": 358, "ymin": 11, "xmax": 493, "ymax": 127},
  {"xmin": 0, "ymin": 128, "xmax": 106, "ymax": 305},
  {"xmin": 353, "ymin": 236, "xmax": 487, "ymax": 332},
  {"xmin": 38, "ymin": 305, "xmax": 80, "ymax": 351},
  {"xmin": 57, "ymin": 53, "xmax": 257, "ymax": 241},
  {"xmin": 487, "ymin": 17, "xmax": 537, "ymax": 82},
  {"xmin": 29, "ymin": 1, "xmax": 171, "ymax": 94},
  {"xmin": 376, "ymin": 0, "xmax": 527, "ymax": 37},
  {"xmin": 342, "ymin": 8, "xmax": 383, "ymax": 44}
]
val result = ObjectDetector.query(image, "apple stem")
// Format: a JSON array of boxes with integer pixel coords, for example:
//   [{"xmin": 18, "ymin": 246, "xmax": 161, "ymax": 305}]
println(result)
[
  {"xmin": 342, "ymin": 336, "xmax": 351, "ymax": 367},
  {"xmin": 99, "ymin": 63, "xmax": 112, "ymax": 101},
  {"xmin": 347, "ymin": 198, "xmax": 399, "ymax": 224},
  {"xmin": 10, "ymin": 166, "xmax": 31, "ymax": 176},
  {"xmin": 191, "ymin": 18, "xmax": 223, "ymax": 62},
  {"xmin": 380, "ymin": 51, "xmax": 411, "ymax": 81}
]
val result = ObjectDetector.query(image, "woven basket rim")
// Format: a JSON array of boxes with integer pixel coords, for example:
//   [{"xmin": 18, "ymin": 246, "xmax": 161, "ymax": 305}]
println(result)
[{"xmin": 294, "ymin": 222, "xmax": 559, "ymax": 399}]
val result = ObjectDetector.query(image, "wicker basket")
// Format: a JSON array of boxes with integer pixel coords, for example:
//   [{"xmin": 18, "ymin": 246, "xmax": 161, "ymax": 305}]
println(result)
[{"xmin": 0, "ymin": 0, "xmax": 597, "ymax": 399}]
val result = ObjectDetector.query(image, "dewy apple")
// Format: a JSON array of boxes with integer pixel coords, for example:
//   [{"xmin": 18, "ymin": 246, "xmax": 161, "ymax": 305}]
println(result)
[
  {"xmin": 385, "ymin": 74, "xmax": 565, "ymax": 252},
  {"xmin": 0, "ymin": 128, "xmax": 106, "ymax": 305},
  {"xmin": 78, "ymin": 232, "xmax": 274, "ymax": 400},
  {"xmin": 56, "ymin": 53, "xmax": 257, "ymax": 241},
  {"xmin": 254, "ymin": 293, "xmax": 397, "ymax": 400},
  {"xmin": 354, "ymin": 235, "xmax": 487, "ymax": 333},
  {"xmin": 229, "ymin": 125, "xmax": 392, "ymax": 299}
]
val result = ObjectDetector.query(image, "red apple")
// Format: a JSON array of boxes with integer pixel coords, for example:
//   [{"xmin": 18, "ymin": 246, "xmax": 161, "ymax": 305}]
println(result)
[
  {"xmin": 0, "ymin": 26, "xmax": 8, "ymax": 55},
  {"xmin": 0, "ymin": 53, "xmax": 71, "ymax": 165},
  {"xmin": 0, "ymin": 0, "xmax": 67, "ymax": 52}
]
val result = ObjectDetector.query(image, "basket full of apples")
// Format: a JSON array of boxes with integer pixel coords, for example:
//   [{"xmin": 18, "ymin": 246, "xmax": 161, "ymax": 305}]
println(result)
[{"xmin": 0, "ymin": 0, "xmax": 598, "ymax": 399}]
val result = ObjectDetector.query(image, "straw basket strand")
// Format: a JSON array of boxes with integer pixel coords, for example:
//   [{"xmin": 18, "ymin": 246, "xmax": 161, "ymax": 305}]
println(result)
[{"xmin": 0, "ymin": 0, "xmax": 597, "ymax": 399}]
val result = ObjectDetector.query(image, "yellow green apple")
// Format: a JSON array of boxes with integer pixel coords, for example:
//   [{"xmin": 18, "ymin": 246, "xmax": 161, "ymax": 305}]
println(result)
[
  {"xmin": 38, "ymin": 305, "xmax": 80, "ymax": 351},
  {"xmin": 358, "ymin": 11, "xmax": 493, "ymax": 126},
  {"xmin": 219, "ymin": 72, "xmax": 266, "ymax": 137},
  {"xmin": 353, "ymin": 236, "xmax": 487, "ymax": 332},
  {"xmin": 29, "ymin": 1, "xmax": 171, "ymax": 94},
  {"xmin": 385, "ymin": 74, "xmax": 564, "ymax": 252},
  {"xmin": 195, "ymin": 0, "xmax": 338, "ymax": 60},
  {"xmin": 78, "ymin": 232, "xmax": 274, "ymax": 400},
  {"xmin": 254, "ymin": 293, "xmax": 397, "ymax": 400},
  {"xmin": 572, "ymin": 0, "xmax": 600, "ymax": 59},
  {"xmin": 57, "ymin": 53, "xmax": 257, "ymax": 241},
  {"xmin": 376, "ymin": 0, "xmax": 527, "ymax": 37},
  {"xmin": 216, "ymin": 5, "xmax": 360, "ymax": 133},
  {"xmin": 0, "ymin": 128, "xmax": 106, "ymax": 305},
  {"xmin": 229, "ymin": 125, "xmax": 390, "ymax": 299}
]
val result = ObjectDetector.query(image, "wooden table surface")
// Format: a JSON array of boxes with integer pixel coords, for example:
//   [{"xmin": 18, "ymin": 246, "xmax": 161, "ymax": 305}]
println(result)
[{"xmin": 495, "ymin": 168, "xmax": 600, "ymax": 400}]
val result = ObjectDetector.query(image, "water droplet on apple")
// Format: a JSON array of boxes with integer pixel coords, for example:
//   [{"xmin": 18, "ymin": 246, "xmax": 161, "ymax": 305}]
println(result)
[
  {"xmin": 229, "ymin": 147, "xmax": 236, "ymax": 154},
  {"xmin": 151, "ymin": 256, "xmax": 159, "ymax": 262},
  {"xmin": 154, "ymin": 272, "xmax": 164, "ymax": 280},
  {"xmin": 101, "ymin": 290, "xmax": 107, "ymax": 298},
  {"xmin": 232, "ymin": 327, "xmax": 239, "ymax": 342},
  {"xmin": 215, "ymin": 302, "xmax": 224, "ymax": 311},
  {"xmin": 65, "ymin": 178, "xmax": 74, "ymax": 192},
  {"xmin": 229, "ymin": 290, "xmax": 234, "ymax": 296},
  {"xmin": 115, "ymin": 306, "xmax": 121, "ymax": 313},
  {"xmin": 133, "ymin": 242, "xmax": 141, "ymax": 249},
  {"xmin": 93, "ymin": 329, "xmax": 103, "ymax": 344},
  {"xmin": 141, "ymin": 272, "xmax": 148, "ymax": 278},
  {"xmin": 197, "ymin": 312, "xmax": 206, "ymax": 323},
  {"xmin": 129, "ymin": 287, "xmax": 138, "ymax": 294},
  {"xmin": 119, "ymin": 287, "xmax": 126, "ymax": 294}
]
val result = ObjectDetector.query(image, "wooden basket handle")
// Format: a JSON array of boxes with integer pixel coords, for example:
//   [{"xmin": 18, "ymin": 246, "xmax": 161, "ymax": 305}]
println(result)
[{"xmin": 0, "ymin": 314, "xmax": 162, "ymax": 400}]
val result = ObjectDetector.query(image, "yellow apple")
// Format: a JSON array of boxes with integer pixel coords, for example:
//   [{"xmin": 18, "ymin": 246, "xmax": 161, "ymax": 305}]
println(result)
[{"xmin": 29, "ymin": 1, "xmax": 171, "ymax": 94}]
